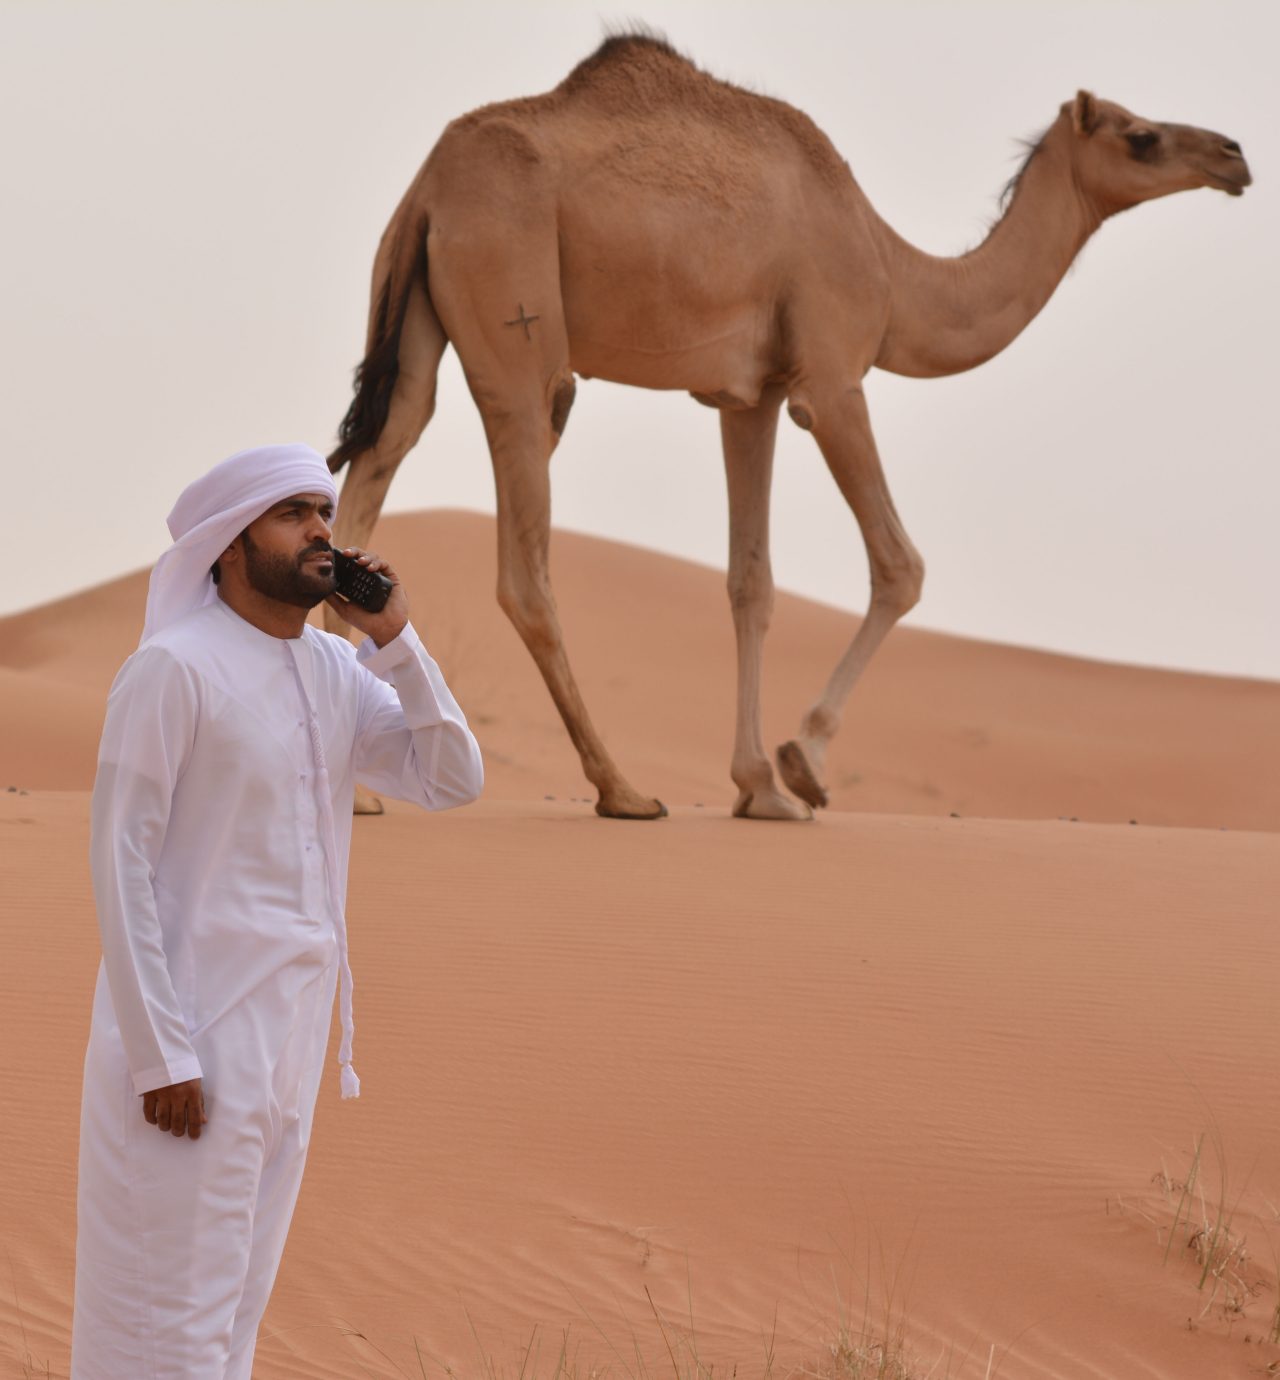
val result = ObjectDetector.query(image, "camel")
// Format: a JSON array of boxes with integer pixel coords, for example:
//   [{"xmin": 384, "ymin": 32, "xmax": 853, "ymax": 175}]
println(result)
[{"xmin": 324, "ymin": 31, "xmax": 1250, "ymax": 821}]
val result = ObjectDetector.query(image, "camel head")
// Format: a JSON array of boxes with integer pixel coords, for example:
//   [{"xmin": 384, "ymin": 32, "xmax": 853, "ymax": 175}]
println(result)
[{"xmin": 1061, "ymin": 90, "xmax": 1251, "ymax": 216}]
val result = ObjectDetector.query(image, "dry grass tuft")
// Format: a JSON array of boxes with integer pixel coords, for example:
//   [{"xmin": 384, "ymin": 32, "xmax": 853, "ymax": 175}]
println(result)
[
  {"xmin": 331, "ymin": 1263, "xmax": 995, "ymax": 1380},
  {"xmin": 1150, "ymin": 1129, "xmax": 1264, "ymax": 1325},
  {"xmin": 1114, "ymin": 1125, "xmax": 1280, "ymax": 1352}
]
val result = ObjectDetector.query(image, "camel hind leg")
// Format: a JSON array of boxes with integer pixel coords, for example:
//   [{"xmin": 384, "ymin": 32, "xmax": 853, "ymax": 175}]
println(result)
[
  {"xmin": 325, "ymin": 275, "xmax": 446, "ymax": 603},
  {"xmin": 432, "ymin": 229, "xmax": 664, "ymax": 820},
  {"xmin": 327, "ymin": 276, "xmax": 446, "ymax": 814}
]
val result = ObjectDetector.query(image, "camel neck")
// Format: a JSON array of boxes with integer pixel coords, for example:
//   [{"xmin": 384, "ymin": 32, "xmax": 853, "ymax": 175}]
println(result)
[{"xmin": 869, "ymin": 117, "xmax": 1105, "ymax": 378}]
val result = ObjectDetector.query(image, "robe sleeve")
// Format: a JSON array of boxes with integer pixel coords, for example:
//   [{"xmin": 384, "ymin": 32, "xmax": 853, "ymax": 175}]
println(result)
[
  {"xmin": 352, "ymin": 620, "xmax": 484, "ymax": 810},
  {"xmin": 90, "ymin": 645, "xmax": 204, "ymax": 1096}
]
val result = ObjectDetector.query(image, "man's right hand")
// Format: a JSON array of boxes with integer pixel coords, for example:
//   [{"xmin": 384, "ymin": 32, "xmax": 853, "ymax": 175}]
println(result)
[{"xmin": 142, "ymin": 1078, "xmax": 207, "ymax": 1139}]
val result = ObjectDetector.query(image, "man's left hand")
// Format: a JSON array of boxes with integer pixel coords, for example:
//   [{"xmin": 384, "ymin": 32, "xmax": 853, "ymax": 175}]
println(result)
[{"xmin": 325, "ymin": 548, "xmax": 410, "ymax": 648}]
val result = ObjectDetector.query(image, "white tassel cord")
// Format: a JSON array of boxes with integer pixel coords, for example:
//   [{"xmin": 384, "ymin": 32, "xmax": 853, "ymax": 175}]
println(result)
[{"xmin": 307, "ymin": 710, "xmax": 361, "ymax": 1098}]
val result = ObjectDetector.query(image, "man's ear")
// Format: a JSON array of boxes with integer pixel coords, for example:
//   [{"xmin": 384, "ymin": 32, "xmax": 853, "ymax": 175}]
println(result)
[
  {"xmin": 218, "ymin": 528, "xmax": 251, "ymax": 570},
  {"xmin": 1071, "ymin": 89, "xmax": 1101, "ymax": 137}
]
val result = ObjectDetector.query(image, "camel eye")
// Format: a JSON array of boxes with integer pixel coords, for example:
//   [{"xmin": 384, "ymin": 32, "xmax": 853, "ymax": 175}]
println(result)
[{"xmin": 1126, "ymin": 130, "xmax": 1159, "ymax": 158}]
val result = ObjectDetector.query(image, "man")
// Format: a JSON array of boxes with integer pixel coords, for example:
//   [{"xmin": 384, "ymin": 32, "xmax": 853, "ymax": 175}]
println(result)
[{"xmin": 71, "ymin": 442, "xmax": 483, "ymax": 1379}]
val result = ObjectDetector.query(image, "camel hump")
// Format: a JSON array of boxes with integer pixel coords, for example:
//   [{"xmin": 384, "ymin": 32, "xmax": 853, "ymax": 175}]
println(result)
[
  {"xmin": 428, "ymin": 31, "xmax": 851, "ymax": 204},
  {"xmin": 552, "ymin": 29, "xmax": 851, "ymax": 192}
]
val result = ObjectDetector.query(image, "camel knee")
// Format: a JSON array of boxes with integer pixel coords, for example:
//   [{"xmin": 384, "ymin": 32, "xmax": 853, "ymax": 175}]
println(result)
[
  {"xmin": 726, "ymin": 563, "xmax": 774, "ymax": 621},
  {"xmin": 873, "ymin": 548, "xmax": 925, "ymax": 617},
  {"xmin": 381, "ymin": 382, "xmax": 437, "ymax": 458},
  {"xmin": 404, "ymin": 377, "xmax": 438, "ymax": 435},
  {"xmin": 497, "ymin": 571, "xmax": 559, "ymax": 652}
]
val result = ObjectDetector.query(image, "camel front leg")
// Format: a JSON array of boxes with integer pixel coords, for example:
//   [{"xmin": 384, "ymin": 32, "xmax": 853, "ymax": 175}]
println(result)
[
  {"xmin": 777, "ymin": 384, "xmax": 924, "ymax": 809},
  {"xmin": 721, "ymin": 389, "xmax": 811, "ymax": 820}
]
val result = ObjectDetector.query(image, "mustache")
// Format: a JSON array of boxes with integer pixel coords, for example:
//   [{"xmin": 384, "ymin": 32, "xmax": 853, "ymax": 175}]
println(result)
[{"xmin": 299, "ymin": 541, "xmax": 334, "ymax": 563}]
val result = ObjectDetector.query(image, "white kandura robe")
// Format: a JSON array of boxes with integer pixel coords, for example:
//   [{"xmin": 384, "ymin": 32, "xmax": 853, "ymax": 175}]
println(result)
[{"xmin": 72, "ymin": 597, "xmax": 483, "ymax": 1380}]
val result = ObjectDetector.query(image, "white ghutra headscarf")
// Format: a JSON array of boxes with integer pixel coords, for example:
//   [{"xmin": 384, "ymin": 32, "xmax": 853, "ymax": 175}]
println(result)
[{"xmin": 141, "ymin": 443, "xmax": 339, "ymax": 645}]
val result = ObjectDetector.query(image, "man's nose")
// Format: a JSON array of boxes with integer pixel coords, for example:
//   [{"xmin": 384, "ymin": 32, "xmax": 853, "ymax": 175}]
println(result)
[{"xmin": 307, "ymin": 512, "xmax": 333, "ymax": 542}]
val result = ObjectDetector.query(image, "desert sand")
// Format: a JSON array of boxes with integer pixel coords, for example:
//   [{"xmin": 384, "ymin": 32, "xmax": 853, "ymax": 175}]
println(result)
[{"xmin": 2, "ymin": 511, "xmax": 1278, "ymax": 1379}]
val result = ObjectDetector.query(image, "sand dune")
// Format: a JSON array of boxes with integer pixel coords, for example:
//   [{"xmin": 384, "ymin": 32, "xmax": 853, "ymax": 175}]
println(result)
[
  {"xmin": 3, "ymin": 793, "xmax": 1277, "ymax": 1378},
  {"xmin": 1, "ymin": 514, "xmax": 1278, "ymax": 1379},
  {"xmin": 2, "ymin": 510, "xmax": 1278, "ymax": 829}
]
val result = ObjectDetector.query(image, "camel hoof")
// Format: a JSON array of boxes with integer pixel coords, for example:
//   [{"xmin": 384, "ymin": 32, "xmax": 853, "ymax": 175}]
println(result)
[
  {"xmin": 776, "ymin": 741, "xmax": 829, "ymax": 809},
  {"xmin": 353, "ymin": 784, "xmax": 385, "ymax": 816},
  {"xmin": 733, "ymin": 788, "xmax": 814, "ymax": 821},
  {"xmin": 595, "ymin": 793, "xmax": 668, "ymax": 821}
]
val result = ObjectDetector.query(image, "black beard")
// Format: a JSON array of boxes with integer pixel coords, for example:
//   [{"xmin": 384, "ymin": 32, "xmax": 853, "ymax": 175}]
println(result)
[{"xmin": 242, "ymin": 534, "xmax": 335, "ymax": 609}]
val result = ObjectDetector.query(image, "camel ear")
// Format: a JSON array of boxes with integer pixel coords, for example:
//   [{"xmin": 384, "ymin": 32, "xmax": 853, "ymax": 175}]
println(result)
[{"xmin": 1071, "ymin": 90, "xmax": 1100, "ymax": 137}]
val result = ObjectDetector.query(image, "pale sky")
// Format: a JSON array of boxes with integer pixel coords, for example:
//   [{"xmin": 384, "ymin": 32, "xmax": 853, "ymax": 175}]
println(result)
[{"xmin": 3, "ymin": 0, "xmax": 1276, "ymax": 677}]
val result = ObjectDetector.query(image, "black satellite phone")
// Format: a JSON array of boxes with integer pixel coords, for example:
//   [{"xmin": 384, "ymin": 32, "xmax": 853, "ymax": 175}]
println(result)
[{"xmin": 330, "ymin": 548, "xmax": 394, "ymax": 613}]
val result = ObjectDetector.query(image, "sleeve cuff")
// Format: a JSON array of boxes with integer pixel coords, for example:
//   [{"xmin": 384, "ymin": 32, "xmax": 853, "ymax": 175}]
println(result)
[
  {"xmin": 356, "ymin": 620, "xmax": 423, "ymax": 680},
  {"xmin": 131, "ymin": 1054, "xmax": 205, "ymax": 1097}
]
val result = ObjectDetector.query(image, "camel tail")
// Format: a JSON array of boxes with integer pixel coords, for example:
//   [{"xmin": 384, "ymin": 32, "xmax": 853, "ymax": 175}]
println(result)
[{"xmin": 328, "ymin": 201, "xmax": 432, "ymax": 474}]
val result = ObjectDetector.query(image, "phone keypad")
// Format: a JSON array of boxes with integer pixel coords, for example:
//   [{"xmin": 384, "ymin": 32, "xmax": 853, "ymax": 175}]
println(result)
[{"xmin": 338, "ymin": 557, "xmax": 392, "ymax": 612}]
